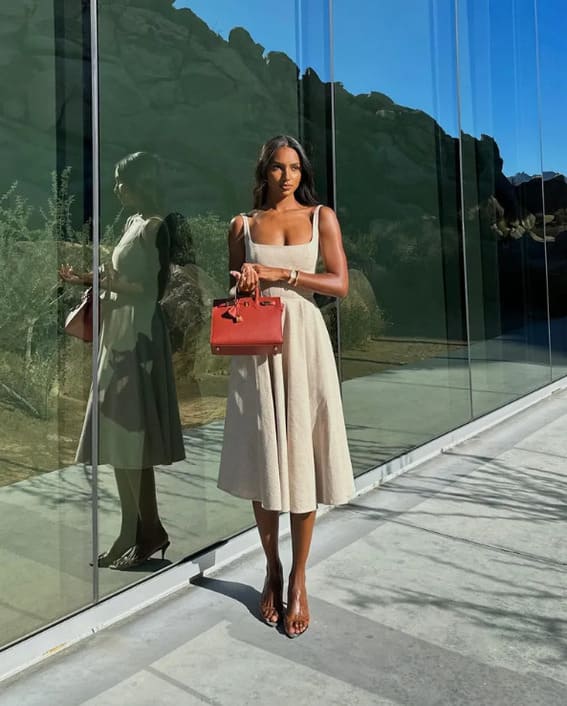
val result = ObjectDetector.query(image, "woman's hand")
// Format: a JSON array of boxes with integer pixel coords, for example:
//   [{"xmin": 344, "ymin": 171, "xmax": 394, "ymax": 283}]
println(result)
[
  {"xmin": 229, "ymin": 262, "xmax": 260, "ymax": 292},
  {"xmin": 58, "ymin": 264, "xmax": 93, "ymax": 286},
  {"xmin": 249, "ymin": 264, "xmax": 287, "ymax": 284},
  {"xmin": 230, "ymin": 263, "xmax": 287, "ymax": 292}
]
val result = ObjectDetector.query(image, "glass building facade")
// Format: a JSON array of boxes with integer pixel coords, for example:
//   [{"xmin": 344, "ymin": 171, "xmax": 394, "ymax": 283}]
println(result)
[{"xmin": 1, "ymin": 0, "xmax": 566, "ymax": 649}]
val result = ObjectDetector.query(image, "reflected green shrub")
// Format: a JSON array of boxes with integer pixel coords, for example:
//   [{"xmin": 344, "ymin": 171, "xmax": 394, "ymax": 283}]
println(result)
[
  {"xmin": 321, "ymin": 269, "xmax": 386, "ymax": 349},
  {"xmin": 0, "ymin": 180, "xmax": 232, "ymax": 418},
  {"xmin": 0, "ymin": 172, "xmax": 90, "ymax": 419},
  {"xmin": 343, "ymin": 218, "xmax": 462, "ymax": 337},
  {"xmin": 188, "ymin": 213, "xmax": 229, "ymax": 288},
  {"xmin": 162, "ymin": 214, "xmax": 229, "ymax": 383}
]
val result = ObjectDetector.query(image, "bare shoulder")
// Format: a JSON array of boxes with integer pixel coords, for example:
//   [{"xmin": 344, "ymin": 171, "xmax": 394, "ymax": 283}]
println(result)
[
  {"xmin": 229, "ymin": 213, "xmax": 245, "ymax": 241},
  {"xmin": 317, "ymin": 205, "xmax": 340, "ymax": 231}
]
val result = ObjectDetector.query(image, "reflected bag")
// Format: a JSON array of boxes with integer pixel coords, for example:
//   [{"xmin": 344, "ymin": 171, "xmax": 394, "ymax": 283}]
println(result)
[
  {"xmin": 210, "ymin": 286, "xmax": 284, "ymax": 355},
  {"xmin": 64, "ymin": 287, "xmax": 95, "ymax": 342}
]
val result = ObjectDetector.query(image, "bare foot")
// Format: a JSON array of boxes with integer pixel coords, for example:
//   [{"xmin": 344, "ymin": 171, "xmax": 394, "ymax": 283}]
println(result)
[
  {"xmin": 260, "ymin": 562, "xmax": 283, "ymax": 626},
  {"xmin": 285, "ymin": 573, "xmax": 310, "ymax": 638}
]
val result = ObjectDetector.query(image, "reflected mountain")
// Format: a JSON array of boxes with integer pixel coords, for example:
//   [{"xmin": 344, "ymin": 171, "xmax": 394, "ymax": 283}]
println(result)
[
  {"xmin": 2, "ymin": 0, "xmax": 566, "ymax": 335},
  {"xmin": 509, "ymin": 171, "xmax": 563, "ymax": 185}
]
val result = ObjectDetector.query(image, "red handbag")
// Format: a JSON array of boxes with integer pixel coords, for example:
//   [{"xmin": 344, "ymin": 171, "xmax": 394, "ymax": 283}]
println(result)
[
  {"xmin": 210, "ymin": 286, "xmax": 284, "ymax": 355},
  {"xmin": 64, "ymin": 287, "xmax": 96, "ymax": 342}
]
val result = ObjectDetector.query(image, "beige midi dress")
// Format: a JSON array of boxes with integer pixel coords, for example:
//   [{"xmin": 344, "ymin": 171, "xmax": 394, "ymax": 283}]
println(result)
[
  {"xmin": 218, "ymin": 205, "xmax": 354, "ymax": 513},
  {"xmin": 76, "ymin": 214, "xmax": 185, "ymax": 469}
]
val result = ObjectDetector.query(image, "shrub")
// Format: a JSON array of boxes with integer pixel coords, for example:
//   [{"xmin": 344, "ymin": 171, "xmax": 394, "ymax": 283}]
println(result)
[
  {"xmin": 188, "ymin": 213, "xmax": 229, "ymax": 289},
  {"xmin": 0, "ymin": 172, "xmax": 90, "ymax": 418}
]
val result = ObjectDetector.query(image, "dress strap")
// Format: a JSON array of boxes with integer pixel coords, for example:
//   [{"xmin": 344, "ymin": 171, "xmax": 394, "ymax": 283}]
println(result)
[
  {"xmin": 240, "ymin": 213, "xmax": 253, "ymax": 260},
  {"xmin": 312, "ymin": 204, "xmax": 323, "ymax": 243},
  {"xmin": 240, "ymin": 213, "xmax": 251, "ymax": 240}
]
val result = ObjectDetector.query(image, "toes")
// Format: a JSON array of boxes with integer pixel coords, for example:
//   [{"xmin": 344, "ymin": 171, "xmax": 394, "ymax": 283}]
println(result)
[
  {"xmin": 295, "ymin": 617, "xmax": 308, "ymax": 634},
  {"xmin": 262, "ymin": 605, "xmax": 275, "ymax": 620},
  {"xmin": 260, "ymin": 600, "xmax": 280, "ymax": 624}
]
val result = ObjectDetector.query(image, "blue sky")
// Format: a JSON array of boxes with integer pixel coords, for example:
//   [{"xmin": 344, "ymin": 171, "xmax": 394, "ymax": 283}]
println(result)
[{"xmin": 175, "ymin": 0, "xmax": 566, "ymax": 176}]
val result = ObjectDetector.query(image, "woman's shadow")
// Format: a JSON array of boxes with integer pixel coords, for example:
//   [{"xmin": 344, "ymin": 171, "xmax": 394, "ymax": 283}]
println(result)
[{"xmin": 191, "ymin": 575, "xmax": 286, "ymax": 633}]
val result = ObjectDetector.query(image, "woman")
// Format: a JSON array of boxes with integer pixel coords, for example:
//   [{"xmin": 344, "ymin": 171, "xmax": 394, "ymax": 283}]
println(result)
[
  {"xmin": 218, "ymin": 135, "xmax": 354, "ymax": 637},
  {"xmin": 59, "ymin": 152, "xmax": 185, "ymax": 570}
]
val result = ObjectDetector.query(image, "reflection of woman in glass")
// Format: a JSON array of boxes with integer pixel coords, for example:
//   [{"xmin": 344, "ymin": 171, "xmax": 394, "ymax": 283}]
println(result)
[
  {"xmin": 59, "ymin": 152, "xmax": 185, "ymax": 570},
  {"xmin": 218, "ymin": 136, "xmax": 354, "ymax": 637}
]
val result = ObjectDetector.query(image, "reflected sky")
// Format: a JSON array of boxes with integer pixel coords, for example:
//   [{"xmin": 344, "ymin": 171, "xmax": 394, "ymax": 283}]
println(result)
[
  {"xmin": 174, "ymin": 0, "xmax": 331, "ymax": 80},
  {"xmin": 175, "ymin": 0, "xmax": 566, "ymax": 176}
]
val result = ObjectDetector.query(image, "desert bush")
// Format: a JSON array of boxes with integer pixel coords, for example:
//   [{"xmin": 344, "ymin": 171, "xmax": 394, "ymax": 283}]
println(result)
[
  {"xmin": 0, "ymin": 171, "xmax": 91, "ymax": 418},
  {"xmin": 0, "ymin": 182, "xmax": 35, "ymax": 243},
  {"xmin": 0, "ymin": 177, "xmax": 232, "ymax": 418},
  {"xmin": 343, "ymin": 217, "xmax": 464, "ymax": 337},
  {"xmin": 41, "ymin": 168, "xmax": 80, "ymax": 242},
  {"xmin": 321, "ymin": 269, "xmax": 386, "ymax": 349},
  {"xmin": 188, "ymin": 213, "xmax": 229, "ymax": 289}
]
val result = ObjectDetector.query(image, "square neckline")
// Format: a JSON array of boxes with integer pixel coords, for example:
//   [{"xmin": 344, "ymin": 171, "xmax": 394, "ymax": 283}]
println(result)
[{"xmin": 243, "ymin": 205, "xmax": 321, "ymax": 248}]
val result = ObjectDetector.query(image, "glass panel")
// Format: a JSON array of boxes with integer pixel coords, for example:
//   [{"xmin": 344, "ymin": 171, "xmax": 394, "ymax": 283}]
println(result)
[
  {"xmin": 457, "ymin": 0, "xmax": 551, "ymax": 416},
  {"xmin": 0, "ymin": 1, "xmax": 93, "ymax": 647},
  {"xmin": 96, "ymin": 0, "xmax": 332, "ymax": 592},
  {"xmin": 333, "ymin": 0, "xmax": 471, "ymax": 473},
  {"xmin": 536, "ymin": 0, "xmax": 567, "ymax": 379}
]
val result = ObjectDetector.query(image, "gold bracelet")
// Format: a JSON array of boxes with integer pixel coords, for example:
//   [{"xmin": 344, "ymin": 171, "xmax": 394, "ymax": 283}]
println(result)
[
  {"xmin": 293, "ymin": 270, "xmax": 300, "ymax": 287},
  {"xmin": 287, "ymin": 269, "xmax": 298, "ymax": 285}
]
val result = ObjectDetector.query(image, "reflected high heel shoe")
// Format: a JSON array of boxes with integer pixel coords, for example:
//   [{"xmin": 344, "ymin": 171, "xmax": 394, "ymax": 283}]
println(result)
[
  {"xmin": 97, "ymin": 550, "xmax": 117, "ymax": 568},
  {"xmin": 95, "ymin": 543, "xmax": 128, "ymax": 568},
  {"xmin": 109, "ymin": 537, "xmax": 170, "ymax": 570}
]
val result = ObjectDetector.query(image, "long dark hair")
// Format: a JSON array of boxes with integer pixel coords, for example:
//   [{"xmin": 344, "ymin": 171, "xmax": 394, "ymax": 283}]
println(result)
[
  {"xmin": 154, "ymin": 213, "xmax": 196, "ymax": 298},
  {"xmin": 253, "ymin": 135, "xmax": 318, "ymax": 209},
  {"xmin": 115, "ymin": 151, "xmax": 164, "ymax": 215},
  {"xmin": 115, "ymin": 152, "xmax": 193, "ymax": 281}
]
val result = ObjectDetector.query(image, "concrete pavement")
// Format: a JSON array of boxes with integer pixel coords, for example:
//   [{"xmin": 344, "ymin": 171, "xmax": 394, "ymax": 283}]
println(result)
[{"xmin": 1, "ymin": 386, "xmax": 567, "ymax": 705}]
